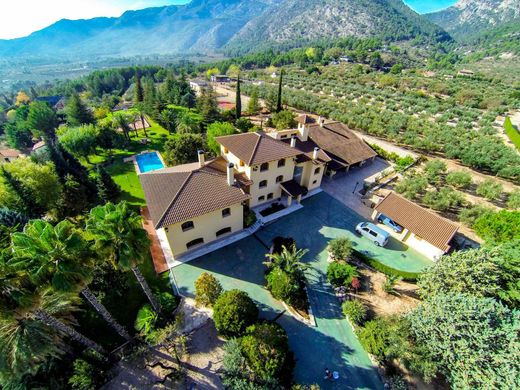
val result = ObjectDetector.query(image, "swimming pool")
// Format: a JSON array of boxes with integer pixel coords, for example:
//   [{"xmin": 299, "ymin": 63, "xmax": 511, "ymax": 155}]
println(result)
[{"xmin": 136, "ymin": 152, "xmax": 165, "ymax": 173}]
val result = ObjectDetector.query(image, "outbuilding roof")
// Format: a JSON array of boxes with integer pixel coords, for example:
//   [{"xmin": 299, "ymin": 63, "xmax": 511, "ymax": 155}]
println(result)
[
  {"xmin": 375, "ymin": 192, "xmax": 459, "ymax": 251},
  {"xmin": 216, "ymin": 132, "xmax": 302, "ymax": 166},
  {"xmin": 0, "ymin": 149, "xmax": 22, "ymax": 158},
  {"xmin": 139, "ymin": 165, "xmax": 250, "ymax": 229}
]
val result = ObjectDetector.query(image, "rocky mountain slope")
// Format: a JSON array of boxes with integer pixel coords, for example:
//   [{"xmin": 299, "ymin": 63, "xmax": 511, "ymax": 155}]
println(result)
[
  {"xmin": 426, "ymin": 0, "xmax": 520, "ymax": 39},
  {"xmin": 0, "ymin": 0, "xmax": 449, "ymax": 60}
]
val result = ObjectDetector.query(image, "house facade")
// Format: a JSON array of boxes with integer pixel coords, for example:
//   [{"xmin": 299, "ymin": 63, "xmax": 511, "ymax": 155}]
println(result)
[{"xmin": 139, "ymin": 131, "xmax": 330, "ymax": 263}]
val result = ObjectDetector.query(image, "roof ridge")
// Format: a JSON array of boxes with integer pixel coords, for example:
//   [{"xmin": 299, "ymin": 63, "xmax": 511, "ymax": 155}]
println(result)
[
  {"xmin": 247, "ymin": 132, "xmax": 263, "ymax": 165},
  {"xmin": 389, "ymin": 192, "xmax": 458, "ymax": 227},
  {"xmin": 155, "ymin": 171, "xmax": 192, "ymax": 229}
]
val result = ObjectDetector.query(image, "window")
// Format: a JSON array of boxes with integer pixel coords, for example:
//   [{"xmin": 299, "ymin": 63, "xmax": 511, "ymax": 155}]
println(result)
[
  {"xmin": 186, "ymin": 238, "xmax": 204, "ymax": 249},
  {"xmin": 267, "ymin": 193, "xmax": 274, "ymax": 200},
  {"xmin": 216, "ymin": 227, "xmax": 232, "ymax": 237},
  {"xmin": 276, "ymin": 175, "xmax": 284, "ymax": 183},
  {"xmin": 222, "ymin": 208, "xmax": 231, "ymax": 218},
  {"xmin": 240, "ymin": 160, "xmax": 245, "ymax": 167},
  {"xmin": 259, "ymin": 180, "xmax": 267, "ymax": 188},
  {"xmin": 277, "ymin": 159, "xmax": 285, "ymax": 168},
  {"xmin": 260, "ymin": 162, "xmax": 269, "ymax": 172},
  {"xmin": 224, "ymin": 147, "xmax": 229, "ymax": 154},
  {"xmin": 181, "ymin": 221, "xmax": 194, "ymax": 232},
  {"xmin": 281, "ymin": 135, "xmax": 288, "ymax": 139},
  {"xmin": 313, "ymin": 180, "xmax": 317, "ymax": 184},
  {"xmin": 314, "ymin": 167, "xmax": 321, "ymax": 175},
  {"xmin": 293, "ymin": 166, "xmax": 303, "ymax": 182},
  {"xmin": 258, "ymin": 196, "xmax": 265, "ymax": 202}
]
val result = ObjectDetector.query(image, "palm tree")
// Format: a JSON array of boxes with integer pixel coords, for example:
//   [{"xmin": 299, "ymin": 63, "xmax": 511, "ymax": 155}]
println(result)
[
  {"xmin": 9, "ymin": 219, "xmax": 132, "ymax": 341},
  {"xmin": 134, "ymin": 103, "xmax": 149, "ymax": 138},
  {"xmin": 112, "ymin": 113, "xmax": 131, "ymax": 142},
  {"xmin": 86, "ymin": 202, "xmax": 162, "ymax": 314},
  {"xmin": 264, "ymin": 244, "xmax": 309, "ymax": 276},
  {"xmin": 176, "ymin": 112, "xmax": 199, "ymax": 134}
]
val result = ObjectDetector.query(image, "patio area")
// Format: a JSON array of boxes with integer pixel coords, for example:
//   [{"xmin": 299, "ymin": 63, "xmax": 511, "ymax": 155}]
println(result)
[{"xmin": 171, "ymin": 193, "xmax": 432, "ymax": 387}]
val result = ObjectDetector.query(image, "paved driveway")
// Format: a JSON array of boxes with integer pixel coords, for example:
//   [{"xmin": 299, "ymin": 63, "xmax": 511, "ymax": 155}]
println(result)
[{"xmin": 171, "ymin": 193, "xmax": 430, "ymax": 388}]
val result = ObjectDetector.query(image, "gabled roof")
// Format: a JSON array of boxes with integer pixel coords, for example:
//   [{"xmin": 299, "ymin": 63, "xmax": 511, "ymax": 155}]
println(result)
[
  {"xmin": 375, "ymin": 192, "xmax": 459, "ymax": 251},
  {"xmin": 308, "ymin": 122, "xmax": 377, "ymax": 166},
  {"xmin": 0, "ymin": 149, "xmax": 22, "ymax": 158},
  {"xmin": 281, "ymin": 137, "xmax": 331, "ymax": 164},
  {"xmin": 139, "ymin": 165, "xmax": 250, "ymax": 229},
  {"xmin": 215, "ymin": 132, "xmax": 302, "ymax": 166}
]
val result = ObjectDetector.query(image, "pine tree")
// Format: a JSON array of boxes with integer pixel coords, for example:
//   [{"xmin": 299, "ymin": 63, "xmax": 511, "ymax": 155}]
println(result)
[
  {"xmin": 247, "ymin": 88, "xmax": 261, "ymax": 115},
  {"xmin": 95, "ymin": 166, "xmax": 121, "ymax": 203},
  {"xmin": 66, "ymin": 94, "xmax": 94, "ymax": 126},
  {"xmin": 58, "ymin": 174, "xmax": 91, "ymax": 218},
  {"xmin": 134, "ymin": 73, "xmax": 144, "ymax": 104},
  {"xmin": 235, "ymin": 75, "xmax": 242, "ymax": 119},
  {"xmin": 197, "ymin": 86, "xmax": 220, "ymax": 124},
  {"xmin": 276, "ymin": 69, "xmax": 284, "ymax": 113}
]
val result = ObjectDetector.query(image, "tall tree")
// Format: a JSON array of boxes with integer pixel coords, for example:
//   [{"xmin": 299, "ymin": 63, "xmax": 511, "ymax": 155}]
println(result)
[
  {"xmin": 247, "ymin": 88, "xmax": 261, "ymax": 115},
  {"xmin": 86, "ymin": 202, "xmax": 162, "ymax": 314},
  {"xmin": 276, "ymin": 69, "xmax": 284, "ymax": 113},
  {"xmin": 0, "ymin": 167, "xmax": 44, "ymax": 218},
  {"xmin": 197, "ymin": 86, "xmax": 220, "ymax": 124},
  {"xmin": 66, "ymin": 94, "xmax": 94, "ymax": 127},
  {"xmin": 58, "ymin": 124, "xmax": 98, "ymax": 164},
  {"xmin": 235, "ymin": 75, "xmax": 242, "ymax": 120},
  {"xmin": 112, "ymin": 112, "xmax": 131, "ymax": 141},
  {"xmin": 26, "ymin": 101, "xmax": 58, "ymax": 142},
  {"xmin": 134, "ymin": 73, "xmax": 144, "ymax": 105},
  {"xmin": 95, "ymin": 165, "xmax": 121, "ymax": 204},
  {"xmin": 10, "ymin": 220, "xmax": 131, "ymax": 341},
  {"xmin": 134, "ymin": 103, "xmax": 149, "ymax": 138}
]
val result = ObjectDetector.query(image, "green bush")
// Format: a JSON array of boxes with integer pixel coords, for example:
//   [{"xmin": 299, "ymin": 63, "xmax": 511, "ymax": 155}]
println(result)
[
  {"xmin": 327, "ymin": 262, "xmax": 358, "ymax": 287},
  {"xmin": 134, "ymin": 304, "xmax": 158, "ymax": 336},
  {"xmin": 424, "ymin": 160, "xmax": 447, "ymax": 184},
  {"xmin": 507, "ymin": 190, "xmax": 520, "ymax": 210},
  {"xmin": 68, "ymin": 359, "xmax": 105, "ymax": 390},
  {"xmin": 328, "ymin": 237, "xmax": 353, "ymax": 261},
  {"xmin": 476, "ymin": 180, "xmax": 503, "ymax": 201},
  {"xmin": 158, "ymin": 291, "xmax": 179, "ymax": 313},
  {"xmin": 195, "ymin": 272, "xmax": 223, "ymax": 307},
  {"xmin": 244, "ymin": 209, "xmax": 257, "ymax": 228},
  {"xmin": 266, "ymin": 268, "xmax": 306, "ymax": 310},
  {"xmin": 357, "ymin": 319, "xmax": 391, "ymax": 361},
  {"xmin": 342, "ymin": 300, "xmax": 367, "ymax": 325},
  {"xmin": 240, "ymin": 322, "xmax": 293, "ymax": 385},
  {"xmin": 213, "ymin": 290, "xmax": 259, "ymax": 337},
  {"xmin": 473, "ymin": 210, "xmax": 520, "ymax": 244},
  {"xmin": 504, "ymin": 116, "xmax": 520, "ymax": 150},
  {"xmin": 458, "ymin": 204, "xmax": 493, "ymax": 227},
  {"xmin": 353, "ymin": 250, "xmax": 420, "ymax": 281},
  {"xmin": 446, "ymin": 170, "xmax": 472, "ymax": 189}
]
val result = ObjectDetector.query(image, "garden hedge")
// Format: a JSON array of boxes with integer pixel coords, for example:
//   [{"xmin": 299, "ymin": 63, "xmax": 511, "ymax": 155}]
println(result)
[{"xmin": 353, "ymin": 250, "xmax": 422, "ymax": 282}]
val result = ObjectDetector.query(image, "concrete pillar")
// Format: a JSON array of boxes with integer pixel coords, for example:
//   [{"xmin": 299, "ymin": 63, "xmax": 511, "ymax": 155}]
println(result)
[
  {"xmin": 296, "ymin": 194, "xmax": 302, "ymax": 204},
  {"xmin": 287, "ymin": 196, "xmax": 293, "ymax": 206}
]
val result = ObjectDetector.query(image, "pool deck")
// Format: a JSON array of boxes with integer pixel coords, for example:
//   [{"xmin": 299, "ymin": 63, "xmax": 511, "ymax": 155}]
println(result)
[{"xmin": 171, "ymin": 192, "xmax": 431, "ymax": 388}]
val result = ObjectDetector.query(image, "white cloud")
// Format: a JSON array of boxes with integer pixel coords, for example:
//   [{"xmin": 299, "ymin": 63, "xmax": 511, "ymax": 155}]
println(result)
[{"xmin": 0, "ymin": 0, "xmax": 184, "ymax": 39}]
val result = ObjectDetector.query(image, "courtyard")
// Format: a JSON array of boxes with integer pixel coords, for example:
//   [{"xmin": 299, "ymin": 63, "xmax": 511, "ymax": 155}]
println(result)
[{"xmin": 171, "ymin": 192, "xmax": 432, "ymax": 388}]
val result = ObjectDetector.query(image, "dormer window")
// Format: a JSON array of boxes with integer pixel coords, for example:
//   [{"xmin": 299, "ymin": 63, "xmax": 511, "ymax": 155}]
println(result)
[
  {"xmin": 260, "ymin": 162, "xmax": 269, "ymax": 172},
  {"xmin": 277, "ymin": 159, "xmax": 285, "ymax": 168},
  {"xmin": 181, "ymin": 221, "xmax": 194, "ymax": 232}
]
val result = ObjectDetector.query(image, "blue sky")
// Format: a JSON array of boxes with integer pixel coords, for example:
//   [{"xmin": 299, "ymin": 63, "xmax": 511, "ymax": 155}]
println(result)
[{"xmin": 0, "ymin": 0, "xmax": 457, "ymax": 40}]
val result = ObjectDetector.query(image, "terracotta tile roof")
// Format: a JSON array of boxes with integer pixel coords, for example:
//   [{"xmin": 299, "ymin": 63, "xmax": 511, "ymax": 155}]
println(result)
[
  {"xmin": 375, "ymin": 192, "xmax": 459, "ymax": 251},
  {"xmin": 0, "ymin": 149, "xmax": 22, "ymax": 158},
  {"xmin": 216, "ymin": 132, "xmax": 302, "ymax": 166},
  {"xmin": 307, "ymin": 122, "xmax": 377, "ymax": 166},
  {"xmin": 281, "ymin": 137, "xmax": 331, "ymax": 164},
  {"xmin": 139, "ymin": 166, "xmax": 250, "ymax": 229},
  {"xmin": 297, "ymin": 114, "xmax": 315, "ymax": 124},
  {"xmin": 32, "ymin": 141, "xmax": 46, "ymax": 151}
]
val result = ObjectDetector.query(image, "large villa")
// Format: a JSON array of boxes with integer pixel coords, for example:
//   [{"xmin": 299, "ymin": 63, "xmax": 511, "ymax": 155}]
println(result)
[{"xmin": 139, "ymin": 115, "xmax": 458, "ymax": 267}]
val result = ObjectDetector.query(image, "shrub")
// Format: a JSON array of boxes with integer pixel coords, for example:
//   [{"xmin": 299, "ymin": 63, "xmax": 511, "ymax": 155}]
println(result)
[
  {"xmin": 342, "ymin": 300, "xmax": 367, "ymax": 325},
  {"xmin": 424, "ymin": 160, "xmax": 447, "ymax": 184},
  {"xmin": 357, "ymin": 319, "xmax": 391, "ymax": 361},
  {"xmin": 68, "ymin": 359, "xmax": 105, "ymax": 390},
  {"xmin": 244, "ymin": 209, "xmax": 257, "ymax": 228},
  {"xmin": 266, "ymin": 268, "xmax": 306, "ymax": 309},
  {"xmin": 327, "ymin": 262, "xmax": 358, "ymax": 287},
  {"xmin": 195, "ymin": 272, "xmax": 223, "ymax": 307},
  {"xmin": 328, "ymin": 237, "xmax": 353, "ymax": 261},
  {"xmin": 135, "ymin": 304, "xmax": 158, "ymax": 337},
  {"xmin": 395, "ymin": 175, "xmax": 427, "ymax": 200},
  {"xmin": 458, "ymin": 204, "xmax": 493, "ymax": 227},
  {"xmin": 213, "ymin": 290, "xmax": 259, "ymax": 337},
  {"xmin": 353, "ymin": 250, "xmax": 420, "ymax": 281},
  {"xmin": 476, "ymin": 180, "xmax": 503, "ymax": 201},
  {"xmin": 158, "ymin": 291, "xmax": 179, "ymax": 313},
  {"xmin": 423, "ymin": 187, "xmax": 464, "ymax": 211},
  {"xmin": 446, "ymin": 170, "xmax": 472, "ymax": 189},
  {"xmin": 240, "ymin": 322, "xmax": 293, "ymax": 385},
  {"xmin": 473, "ymin": 210, "xmax": 520, "ymax": 243},
  {"xmin": 382, "ymin": 274, "xmax": 402, "ymax": 295},
  {"xmin": 507, "ymin": 190, "xmax": 520, "ymax": 210}
]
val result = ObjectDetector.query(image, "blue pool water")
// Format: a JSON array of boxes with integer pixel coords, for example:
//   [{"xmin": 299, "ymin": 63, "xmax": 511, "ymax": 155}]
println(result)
[{"xmin": 136, "ymin": 152, "xmax": 164, "ymax": 173}]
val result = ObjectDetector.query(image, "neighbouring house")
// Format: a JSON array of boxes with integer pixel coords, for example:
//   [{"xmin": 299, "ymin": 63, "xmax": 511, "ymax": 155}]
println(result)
[
  {"xmin": 457, "ymin": 69, "xmax": 475, "ymax": 77},
  {"xmin": 210, "ymin": 75, "xmax": 232, "ymax": 83},
  {"xmin": 31, "ymin": 140, "xmax": 46, "ymax": 153},
  {"xmin": 35, "ymin": 95, "xmax": 65, "ymax": 111},
  {"xmin": 189, "ymin": 79, "xmax": 209, "ymax": 95},
  {"xmin": 0, "ymin": 149, "xmax": 23, "ymax": 162},
  {"xmin": 372, "ymin": 192, "xmax": 459, "ymax": 260},
  {"xmin": 267, "ymin": 115, "xmax": 377, "ymax": 177},
  {"xmin": 139, "ymin": 131, "xmax": 329, "ymax": 263}
]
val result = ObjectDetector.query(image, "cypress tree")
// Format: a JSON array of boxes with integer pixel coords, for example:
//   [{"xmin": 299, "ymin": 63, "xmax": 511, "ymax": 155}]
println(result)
[
  {"xmin": 95, "ymin": 166, "xmax": 121, "ymax": 203},
  {"xmin": 235, "ymin": 75, "xmax": 242, "ymax": 119},
  {"xmin": 276, "ymin": 69, "xmax": 284, "ymax": 113},
  {"xmin": 0, "ymin": 167, "xmax": 44, "ymax": 218},
  {"xmin": 66, "ymin": 93, "xmax": 94, "ymax": 126},
  {"xmin": 134, "ymin": 73, "xmax": 144, "ymax": 104}
]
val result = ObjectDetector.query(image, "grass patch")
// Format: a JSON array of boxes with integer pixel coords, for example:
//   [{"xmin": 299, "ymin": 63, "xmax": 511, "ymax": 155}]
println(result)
[
  {"xmin": 353, "ymin": 249, "xmax": 422, "ymax": 282},
  {"xmin": 106, "ymin": 160, "xmax": 145, "ymax": 206},
  {"xmin": 504, "ymin": 116, "xmax": 520, "ymax": 150}
]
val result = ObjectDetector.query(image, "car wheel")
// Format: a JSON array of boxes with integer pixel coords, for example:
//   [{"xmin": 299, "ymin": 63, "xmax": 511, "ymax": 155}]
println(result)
[{"xmin": 374, "ymin": 241, "xmax": 380, "ymax": 246}]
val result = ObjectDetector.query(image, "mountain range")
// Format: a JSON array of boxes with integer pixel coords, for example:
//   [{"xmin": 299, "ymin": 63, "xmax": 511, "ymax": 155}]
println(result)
[
  {"xmin": 0, "ymin": 0, "xmax": 447, "ymax": 60},
  {"xmin": 0, "ymin": 0, "xmax": 517, "ymax": 60}
]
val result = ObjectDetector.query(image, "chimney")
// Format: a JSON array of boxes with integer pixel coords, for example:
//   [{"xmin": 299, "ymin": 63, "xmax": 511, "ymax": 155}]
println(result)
[
  {"xmin": 290, "ymin": 136, "xmax": 297, "ymax": 148},
  {"xmin": 197, "ymin": 150, "xmax": 205, "ymax": 168},
  {"xmin": 227, "ymin": 163, "xmax": 234, "ymax": 186},
  {"xmin": 313, "ymin": 147, "xmax": 320, "ymax": 160}
]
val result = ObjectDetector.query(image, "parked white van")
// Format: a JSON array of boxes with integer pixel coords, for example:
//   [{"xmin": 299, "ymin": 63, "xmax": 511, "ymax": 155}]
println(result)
[{"xmin": 355, "ymin": 222, "xmax": 390, "ymax": 247}]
